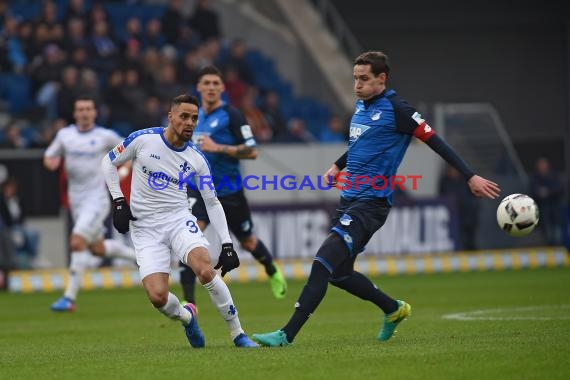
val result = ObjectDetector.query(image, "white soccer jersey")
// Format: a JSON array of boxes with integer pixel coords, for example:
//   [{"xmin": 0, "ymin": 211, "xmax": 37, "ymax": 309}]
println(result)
[
  {"xmin": 44, "ymin": 125, "xmax": 123, "ymax": 208},
  {"xmin": 107, "ymin": 127, "xmax": 217, "ymax": 226}
]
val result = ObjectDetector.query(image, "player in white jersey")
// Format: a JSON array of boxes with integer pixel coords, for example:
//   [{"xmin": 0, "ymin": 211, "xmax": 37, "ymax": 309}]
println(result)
[
  {"xmin": 101, "ymin": 94, "xmax": 258, "ymax": 348},
  {"xmin": 44, "ymin": 96, "xmax": 136, "ymax": 312}
]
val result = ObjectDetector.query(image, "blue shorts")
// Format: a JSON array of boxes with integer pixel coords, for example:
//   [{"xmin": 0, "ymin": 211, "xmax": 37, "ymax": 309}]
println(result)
[{"xmin": 330, "ymin": 196, "xmax": 391, "ymax": 255}]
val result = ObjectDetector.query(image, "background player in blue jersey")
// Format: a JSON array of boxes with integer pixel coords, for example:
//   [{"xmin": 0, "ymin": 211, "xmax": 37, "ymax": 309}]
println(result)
[
  {"xmin": 180, "ymin": 65, "xmax": 287, "ymax": 303},
  {"xmin": 253, "ymin": 51, "xmax": 501, "ymax": 346}
]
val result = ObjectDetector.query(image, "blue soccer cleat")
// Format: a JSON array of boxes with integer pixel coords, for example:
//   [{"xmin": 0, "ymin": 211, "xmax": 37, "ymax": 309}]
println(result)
[
  {"xmin": 377, "ymin": 300, "xmax": 412, "ymax": 342},
  {"xmin": 233, "ymin": 333, "xmax": 259, "ymax": 348},
  {"xmin": 252, "ymin": 330, "xmax": 291, "ymax": 347},
  {"xmin": 183, "ymin": 303, "xmax": 205, "ymax": 348},
  {"xmin": 50, "ymin": 296, "xmax": 76, "ymax": 312}
]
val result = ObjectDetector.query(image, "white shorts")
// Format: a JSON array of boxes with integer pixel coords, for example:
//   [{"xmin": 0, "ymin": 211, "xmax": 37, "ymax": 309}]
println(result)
[
  {"xmin": 131, "ymin": 211, "xmax": 210, "ymax": 279},
  {"xmin": 71, "ymin": 197, "xmax": 110, "ymax": 244}
]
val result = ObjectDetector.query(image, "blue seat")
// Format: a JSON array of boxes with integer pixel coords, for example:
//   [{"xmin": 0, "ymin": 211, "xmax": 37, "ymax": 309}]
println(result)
[{"xmin": 0, "ymin": 74, "xmax": 32, "ymax": 114}]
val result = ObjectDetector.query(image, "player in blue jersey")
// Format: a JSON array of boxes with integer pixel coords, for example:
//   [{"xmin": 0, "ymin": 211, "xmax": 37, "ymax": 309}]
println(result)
[
  {"xmin": 179, "ymin": 65, "xmax": 287, "ymax": 303},
  {"xmin": 253, "ymin": 51, "xmax": 501, "ymax": 346}
]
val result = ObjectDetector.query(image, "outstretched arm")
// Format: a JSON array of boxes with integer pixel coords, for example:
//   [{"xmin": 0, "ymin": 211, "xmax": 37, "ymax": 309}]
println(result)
[
  {"xmin": 466, "ymin": 174, "xmax": 501, "ymax": 199},
  {"xmin": 424, "ymin": 135, "xmax": 500, "ymax": 199},
  {"xmin": 392, "ymin": 102, "xmax": 501, "ymax": 199}
]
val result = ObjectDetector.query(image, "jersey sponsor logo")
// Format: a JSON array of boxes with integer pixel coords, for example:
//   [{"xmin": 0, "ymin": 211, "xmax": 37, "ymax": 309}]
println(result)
[
  {"xmin": 371, "ymin": 111, "xmax": 382, "ymax": 121},
  {"xmin": 240, "ymin": 124, "xmax": 254, "ymax": 139},
  {"xmin": 412, "ymin": 111, "xmax": 425, "ymax": 125},
  {"xmin": 210, "ymin": 118, "xmax": 219, "ymax": 128},
  {"xmin": 150, "ymin": 153, "xmax": 160, "ymax": 160},
  {"xmin": 349, "ymin": 123, "xmax": 370, "ymax": 141}
]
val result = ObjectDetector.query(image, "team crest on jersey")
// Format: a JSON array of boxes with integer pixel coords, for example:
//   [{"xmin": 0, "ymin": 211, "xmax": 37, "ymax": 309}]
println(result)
[
  {"xmin": 371, "ymin": 111, "xmax": 382, "ymax": 121},
  {"xmin": 179, "ymin": 161, "xmax": 191, "ymax": 173},
  {"xmin": 340, "ymin": 213, "xmax": 353, "ymax": 226},
  {"xmin": 210, "ymin": 119, "xmax": 219, "ymax": 128}
]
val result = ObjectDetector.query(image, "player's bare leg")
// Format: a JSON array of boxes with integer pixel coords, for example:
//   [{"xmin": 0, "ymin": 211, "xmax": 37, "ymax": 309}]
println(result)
[
  {"xmin": 90, "ymin": 239, "xmax": 136, "ymax": 262},
  {"xmin": 142, "ymin": 272, "xmax": 204, "ymax": 348}
]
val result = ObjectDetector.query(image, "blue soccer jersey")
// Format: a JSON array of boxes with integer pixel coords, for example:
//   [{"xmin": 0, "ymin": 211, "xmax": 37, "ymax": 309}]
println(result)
[
  {"xmin": 193, "ymin": 103, "xmax": 256, "ymax": 197},
  {"xmin": 342, "ymin": 89, "xmax": 435, "ymax": 202}
]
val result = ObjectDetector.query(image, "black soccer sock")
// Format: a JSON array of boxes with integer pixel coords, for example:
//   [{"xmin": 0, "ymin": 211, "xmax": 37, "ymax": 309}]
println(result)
[
  {"xmin": 250, "ymin": 239, "xmax": 276, "ymax": 276},
  {"xmin": 179, "ymin": 263, "xmax": 197, "ymax": 304},
  {"xmin": 282, "ymin": 260, "xmax": 330, "ymax": 342},
  {"xmin": 330, "ymin": 271, "xmax": 398, "ymax": 314}
]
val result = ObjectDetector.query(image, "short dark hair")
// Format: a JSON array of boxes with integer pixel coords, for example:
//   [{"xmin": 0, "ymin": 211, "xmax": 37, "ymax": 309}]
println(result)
[
  {"xmin": 171, "ymin": 94, "xmax": 199, "ymax": 109},
  {"xmin": 74, "ymin": 94, "xmax": 97, "ymax": 107},
  {"xmin": 197, "ymin": 65, "xmax": 223, "ymax": 82},
  {"xmin": 354, "ymin": 51, "xmax": 390, "ymax": 77}
]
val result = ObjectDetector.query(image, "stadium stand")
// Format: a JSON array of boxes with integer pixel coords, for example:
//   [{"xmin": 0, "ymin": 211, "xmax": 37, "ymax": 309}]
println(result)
[{"xmin": 0, "ymin": 0, "xmax": 335, "ymax": 147}]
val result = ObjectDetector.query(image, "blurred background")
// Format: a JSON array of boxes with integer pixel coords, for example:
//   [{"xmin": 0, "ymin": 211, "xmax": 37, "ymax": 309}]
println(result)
[{"xmin": 0, "ymin": 0, "xmax": 568, "ymax": 273}]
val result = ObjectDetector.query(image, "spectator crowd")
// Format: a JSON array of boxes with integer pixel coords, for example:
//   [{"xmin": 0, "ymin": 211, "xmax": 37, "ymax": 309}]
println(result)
[{"xmin": 0, "ymin": 0, "xmax": 349, "ymax": 149}]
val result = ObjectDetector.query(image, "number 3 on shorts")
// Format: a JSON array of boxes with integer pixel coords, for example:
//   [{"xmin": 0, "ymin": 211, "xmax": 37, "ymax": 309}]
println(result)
[{"xmin": 186, "ymin": 220, "xmax": 199, "ymax": 233}]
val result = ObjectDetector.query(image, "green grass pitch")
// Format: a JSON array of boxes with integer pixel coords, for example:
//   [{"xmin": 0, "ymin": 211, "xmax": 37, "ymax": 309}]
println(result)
[{"xmin": 1, "ymin": 267, "xmax": 569, "ymax": 380}]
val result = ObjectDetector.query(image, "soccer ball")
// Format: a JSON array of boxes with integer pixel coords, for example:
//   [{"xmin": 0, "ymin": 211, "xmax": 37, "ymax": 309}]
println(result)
[{"xmin": 496, "ymin": 194, "xmax": 539, "ymax": 237}]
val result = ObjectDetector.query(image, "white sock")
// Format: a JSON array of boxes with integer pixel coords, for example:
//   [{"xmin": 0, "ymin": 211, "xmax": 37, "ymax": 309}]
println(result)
[
  {"xmin": 63, "ymin": 250, "xmax": 91, "ymax": 301},
  {"xmin": 158, "ymin": 292, "xmax": 192, "ymax": 325},
  {"xmin": 103, "ymin": 239, "xmax": 136, "ymax": 261},
  {"xmin": 203, "ymin": 275, "xmax": 244, "ymax": 339}
]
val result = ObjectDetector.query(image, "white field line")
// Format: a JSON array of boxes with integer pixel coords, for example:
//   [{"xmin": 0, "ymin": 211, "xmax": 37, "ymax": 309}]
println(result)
[{"xmin": 442, "ymin": 305, "xmax": 570, "ymax": 321}]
